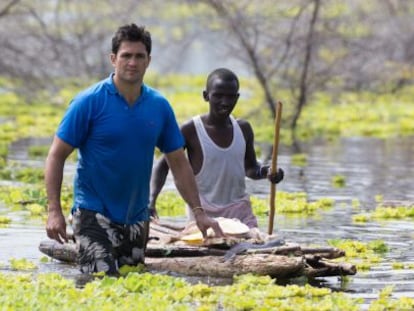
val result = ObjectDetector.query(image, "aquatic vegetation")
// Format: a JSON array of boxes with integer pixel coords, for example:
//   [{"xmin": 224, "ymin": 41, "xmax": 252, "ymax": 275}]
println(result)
[
  {"xmin": 155, "ymin": 191, "xmax": 186, "ymax": 217},
  {"xmin": 328, "ymin": 239, "xmax": 388, "ymax": 271},
  {"xmin": 0, "ymin": 215, "xmax": 11, "ymax": 225},
  {"xmin": 368, "ymin": 286, "xmax": 414, "ymax": 311},
  {"xmin": 154, "ymin": 191, "xmax": 333, "ymax": 218},
  {"xmin": 0, "ymin": 184, "xmax": 73, "ymax": 215},
  {"xmin": 291, "ymin": 153, "xmax": 308, "ymax": 167},
  {"xmin": 332, "ymin": 174, "xmax": 346, "ymax": 188},
  {"xmin": 28, "ymin": 145, "xmax": 49, "ymax": 158},
  {"xmin": 118, "ymin": 264, "xmax": 146, "ymax": 275},
  {"xmin": 13, "ymin": 167, "xmax": 45, "ymax": 184},
  {"xmin": 26, "ymin": 203, "xmax": 46, "ymax": 216},
  {"xmin": 351, "ymin": 199, "xmax": 360, "ymax": 209},
  {"xmin": 0, "ymin": 272, "xmax": 365, "ymax": 310},
  {"xmin": 353, "ymin": 201, "xmax": 414, "ymax": 223},
  {"xmin": 391, "ymin": 262, "xmax": 405, "ymax": 270},
  {"xmin": 372, "ymin": 206, "xmax": 414, "ymax": 219},
  {"xmin": 0, "ymin": 75, "xmax": 413, "ymax": 310},
  {"xmin": 251, "ymin": 192, "xmax": 334, "ymax": 216},
  {"xmin": 9, "ymin": 258, "xmax": 37, "ymax": 271},
  {"xmin": 297, "ymin": 90, "xmax": 414, "ymax": 142}
]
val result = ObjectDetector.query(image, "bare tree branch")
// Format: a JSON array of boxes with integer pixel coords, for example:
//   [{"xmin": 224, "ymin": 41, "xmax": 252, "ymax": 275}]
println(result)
[{"xmin": 0, "ymin": 0, "xmax": 20, "ymax": 18}]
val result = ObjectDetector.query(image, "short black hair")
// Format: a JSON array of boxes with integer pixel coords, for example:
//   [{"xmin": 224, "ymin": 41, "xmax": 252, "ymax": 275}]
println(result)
[
  {"xmin": 112, "ymin": 23, "xmax": 152, "ymax": 55},
  {"xmin": 206, "ymin": 68, "xmax": 239, "ymax": 91}
]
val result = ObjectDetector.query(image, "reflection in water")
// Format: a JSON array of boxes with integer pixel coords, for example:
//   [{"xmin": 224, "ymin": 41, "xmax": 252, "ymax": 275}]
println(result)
[{"xmin": 1, "ymin": 136, "xmax": 414, "ymax": 304}]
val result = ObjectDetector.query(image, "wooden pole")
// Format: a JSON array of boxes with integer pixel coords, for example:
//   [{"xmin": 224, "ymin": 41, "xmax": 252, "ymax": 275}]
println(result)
[{"xmin": 268, "ymin": 101, "xmax": 283, "ymax": 235}]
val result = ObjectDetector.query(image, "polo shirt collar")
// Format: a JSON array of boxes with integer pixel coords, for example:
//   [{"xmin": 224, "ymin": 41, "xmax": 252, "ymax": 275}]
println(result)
[{"xmin": 104, "ymin": 73, "xmax": 148, "ymax": 101}]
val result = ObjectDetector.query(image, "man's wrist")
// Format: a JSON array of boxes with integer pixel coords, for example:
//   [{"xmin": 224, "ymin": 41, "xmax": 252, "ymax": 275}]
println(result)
[
  {"xmin": 47, "ymin": 204, "xmax": 62, "ymax": 213},
  {"xmin": 256, "ymin": 165, "xmax": 269, "ymax": 178},
  {"xmin": 192, "ymin": 206, "xmax": 205, "ymax": 216}
]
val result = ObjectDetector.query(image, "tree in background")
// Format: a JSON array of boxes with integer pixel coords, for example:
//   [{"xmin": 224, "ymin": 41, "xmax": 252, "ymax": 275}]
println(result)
[
  {"xmin": 194, "ymin": 0, "xmax": 414, "ymax": 140},
  {"xmin": 0, "ymin": 0, "xmax": 413, "ymax": 140}
]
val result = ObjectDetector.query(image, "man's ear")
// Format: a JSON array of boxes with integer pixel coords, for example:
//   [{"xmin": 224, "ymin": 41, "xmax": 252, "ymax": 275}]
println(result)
[
  {"xmin": 110, "ymin": 53, "xmax": 116, "ymax": 67},
  {"xmin": 202, "ymin": 90, "xmax": 209, "ymax": 102},
  {"xmin": 146, "ymin": 55, "xmax": 152, "ymax": 68}
]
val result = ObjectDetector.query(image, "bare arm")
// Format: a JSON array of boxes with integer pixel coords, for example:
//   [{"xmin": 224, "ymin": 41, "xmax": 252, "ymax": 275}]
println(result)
[
  {"xmin": 149, "ymin": 155, "xmax": 170, "ymax": 218},
  {"xmin": 45, "ymin": 135, "xmax": 74, "ymax": 243},
  {"xmin": 240, "ymin": 119, "xmax": 284, "ymax": 183},
  {"xmin": 165, "ymin": 148, "xmax": 223, "ymax": 238}
]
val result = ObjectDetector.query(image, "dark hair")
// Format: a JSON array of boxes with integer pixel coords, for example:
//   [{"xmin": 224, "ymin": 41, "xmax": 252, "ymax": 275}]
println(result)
[
  {"xmin": 111, "ymin": 23, "xmax": 152, "ymax": 55},
  {"xmin": 206, "ymin": 68, "xmax": 239, "ymax": 91}
]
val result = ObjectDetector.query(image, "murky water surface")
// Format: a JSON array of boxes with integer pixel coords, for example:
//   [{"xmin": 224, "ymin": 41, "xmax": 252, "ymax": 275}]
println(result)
[{"xmin": 1, "ymin": 136, "xmax": 413, "ymax": 306}]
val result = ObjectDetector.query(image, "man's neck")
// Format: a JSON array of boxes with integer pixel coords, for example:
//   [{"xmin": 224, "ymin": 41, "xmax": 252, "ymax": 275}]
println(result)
[
  {"xmin": 113, "ymin": 76, "xmax": 142, "ymax": 105},
  {"xmin": 204, "ymin": 114, "xmax": 232, "ymax": 128}
]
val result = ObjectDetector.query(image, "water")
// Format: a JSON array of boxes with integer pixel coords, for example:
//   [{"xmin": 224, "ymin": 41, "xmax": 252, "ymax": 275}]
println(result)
[{"xmin": 1, "ymin": 136, "xmax": 414, "ymax": 306}]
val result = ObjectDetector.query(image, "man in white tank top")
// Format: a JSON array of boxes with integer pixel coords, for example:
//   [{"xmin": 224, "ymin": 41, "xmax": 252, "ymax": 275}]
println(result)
[{"xmin": 150, "ymin": 68, "xmax": 283, "ymax": 234}]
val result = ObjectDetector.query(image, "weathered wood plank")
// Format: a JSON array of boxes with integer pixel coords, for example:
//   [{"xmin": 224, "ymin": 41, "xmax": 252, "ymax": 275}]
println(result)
[{"xmin": 146, "ymin": 254, "xmax": 305, "ymax": 278}]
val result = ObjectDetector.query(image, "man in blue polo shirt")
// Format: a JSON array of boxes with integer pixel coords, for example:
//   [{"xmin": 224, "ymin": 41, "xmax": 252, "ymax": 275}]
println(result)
[{"xmin": 45, "ymin": 23, "xmax": 223, "ymax": 275}]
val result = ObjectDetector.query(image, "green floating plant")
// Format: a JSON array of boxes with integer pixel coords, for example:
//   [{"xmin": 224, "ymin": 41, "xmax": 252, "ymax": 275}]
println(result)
[
  {"xmin": 353, "ymin": 201, "xmax": 414, "ymax": 223},
  {"xmin": 9, "ymin": 258, "xmax": 38, "ymax": 271},
  {"xmin": 251, "ymin": 192, "xmax": 334, "ymax": 216},
  {"xmin": 0, "ymin": 272, "xmax": 365, "ymax": 310},
  {"xmin": 155, "ymin": 191, "xmax": 186, "ymax": 217},
  {"xmin": 0, "ymin": 215, "xmax": 11, "ymax": 224},
  {"xmin": 0, "ymin": 184, "xmax": 73, "ymax": 215},
  {"xmin": 332, "ymin": 174, "xmax": 346, "ymax": 188},
  {"xmin": 291, "ymin": 153, "xmax": 308, "ymax": 167},
  {"xmin": 328, "ymin": 239, "xmax": 388, "ymax": 271}
]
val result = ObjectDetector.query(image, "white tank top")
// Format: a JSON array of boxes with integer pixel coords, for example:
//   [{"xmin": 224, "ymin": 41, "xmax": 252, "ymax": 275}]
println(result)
[{"xmin": 193, "ymin": 115, "xmax": 247, "ymax": 206}]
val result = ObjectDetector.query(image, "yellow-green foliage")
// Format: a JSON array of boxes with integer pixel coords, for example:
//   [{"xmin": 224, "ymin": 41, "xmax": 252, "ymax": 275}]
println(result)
[
  {"xmin": 298, "ymin": 90, "xmax": 414, "ymax": 141},
  {"xmin": 0, "ymin": 215, "xmax": 11, "ymax": 224},
  {"xmin": 332, "ymin": 174, "xmax": 346, "ymax": 188},
  {"xmin": 0, "ymin": 272, "xmax": 366, "ymax": 310},
  {"xmin": 291, "ymin": 153, "xmax": 308, "ymax": 167},
  {"xmin": 328, "ymin": 239, "xmax": 388, "ymax": 271},
  {"xmin": 251, "ymin": 192, "xmax": 334, "ymax": 216},
  {"xmin": 372, "ymin": 206, "xmax": 414, "ymax": 219},
  {"xmin": 9, "ymin": 258, "xmax": 37, "ymax": 271},
  {"xmin": 353, "ymin": 201, "xmax": 414, "ymax": 223},
  {"xmin": 26, "ymin": 203, "xmax": 46, "ymax": 216},
  {"xmin": 28, "ymin": 145, "xmax": 49, "ymax": 158},
  {"xmin": 391, "ymin": 262, "xmax": 405, "ymax": 270},
  {"xmin": 0, "ymin": 184, "xmax": 73, "ymax": 216},
  {"xmin": 13, "ymin": 167, "xmax": 45, "ymax": 184},
  {"xmin": 155, "ymin": 190, "xmax": 335, "ymax": 218},
  {"xmin": 155, "ymin": 191, "xmax": 186, "ymax": 217},
  {"xmin": 368, "ymin": 286, "xmax": 414, "ymax": 311},
  {"xmin": 2, "ymin": 75, "xmax": 414, "ymax": 157}
]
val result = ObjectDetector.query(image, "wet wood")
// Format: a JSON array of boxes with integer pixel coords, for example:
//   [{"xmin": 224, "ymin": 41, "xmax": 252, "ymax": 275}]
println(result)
[
  {"xmin": 39, "ymin": 221, "xmax": 357, "ymax": 279},
  {"xmin": 146, "ymin": 245, "xmax": 226, "ymax": 257},
  {"xmin": 146, "ymin": 254, "xmax": 305, "ymax": 279},
  {"xmin": 39, "ymin": 239, "xmax": 356, "ymax": 279},
  {"xmin": 304, "ymin": 255, "xmax": 357, "ymax": 278},
  {"xmin": 240, "ymin": 244, "xmax": 344, "ymax": 259}
]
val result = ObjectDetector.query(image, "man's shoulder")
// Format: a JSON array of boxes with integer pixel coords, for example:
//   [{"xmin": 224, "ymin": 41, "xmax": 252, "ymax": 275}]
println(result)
[
  {"xmin": 75, "ymin": 77, "xmax": 111, "ymax": 101},
  {"xmin": 180, "ymin": 117, "xmax": 199, "ymax": 140},
  {"xmin": 142, "ymin": 84, "xmax": 168, "ymax": 102},
  {"xmin": 235, "ymin": 117, "xmax": 251, "ymax": 129},
  {"xmin": 181, "ymin": 118, "xmax": 196, "ymax": 132}
]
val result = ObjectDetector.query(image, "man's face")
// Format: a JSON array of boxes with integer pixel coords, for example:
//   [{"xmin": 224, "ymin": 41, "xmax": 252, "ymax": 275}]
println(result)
[
  {"xmin": 111, "ymin": 41, "xmax": 151, "ymax": 85},
  {"xmin": 205, "ymin": 78, "xmax": 239, "ymax": 117}
]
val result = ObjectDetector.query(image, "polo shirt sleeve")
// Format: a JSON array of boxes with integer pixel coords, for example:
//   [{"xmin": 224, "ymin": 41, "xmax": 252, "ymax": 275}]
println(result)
[
  {"xmin": 56, "ymin": 94, "xmax": 92, "ymax": 148},
  {"xmin": 157, "ymin": 102, "xmax": 184, "ymax": 154}
]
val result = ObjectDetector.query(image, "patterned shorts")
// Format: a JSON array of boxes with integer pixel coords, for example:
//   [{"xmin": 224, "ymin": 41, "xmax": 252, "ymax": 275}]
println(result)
[{"xmin": 71, "ymin": 208, "xmax": 149, "ymax": 275}]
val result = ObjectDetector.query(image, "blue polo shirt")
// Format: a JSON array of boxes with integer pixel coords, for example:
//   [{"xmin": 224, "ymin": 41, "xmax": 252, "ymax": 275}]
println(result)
[{"xmin": 56, "ymin": 74, "xmax": 184, "ymax": 224}]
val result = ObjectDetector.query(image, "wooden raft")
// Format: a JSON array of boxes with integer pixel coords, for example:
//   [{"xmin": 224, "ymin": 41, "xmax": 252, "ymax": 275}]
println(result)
[{"xmin": 39, "ymin": 238, "xmax": 356, "ymax": 279}]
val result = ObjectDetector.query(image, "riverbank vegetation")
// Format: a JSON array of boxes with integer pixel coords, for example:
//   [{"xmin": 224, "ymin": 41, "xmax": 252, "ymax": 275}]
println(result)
[{"xmin": 1, "ymin": 1, "xmax": 414, "ymax": 308}]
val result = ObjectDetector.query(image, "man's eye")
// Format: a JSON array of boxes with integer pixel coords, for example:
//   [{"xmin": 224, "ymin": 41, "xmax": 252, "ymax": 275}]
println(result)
[{"xmin": 212, "ymin": 93, "xmax": 238, "ymax": 99}]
